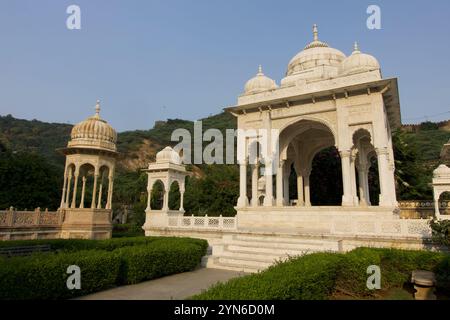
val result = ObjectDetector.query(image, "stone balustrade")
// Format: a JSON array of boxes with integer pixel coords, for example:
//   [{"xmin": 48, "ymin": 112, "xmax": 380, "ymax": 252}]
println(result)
[
  {"xmin": 167, "ymin": 214, "xmax": 237, "ymax": 230},
  {"xmin": 0, "ymin": 207, "xmax": 63, "ymax": 228},
  {"xmin": 330, "ymin": 217, "xmax": 432, "ymax": 238},
  {"xmin": 398, "ymin": 200, "xmax": 450, "ymax": 219}
]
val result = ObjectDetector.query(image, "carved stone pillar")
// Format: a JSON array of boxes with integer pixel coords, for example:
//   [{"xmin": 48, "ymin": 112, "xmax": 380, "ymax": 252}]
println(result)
[
  {"xmin": 340, "ymin": 150, "xmax": 354, "ymax": 206},
  {"xmin": 251, "ymin": 162, "xmax": 259, "ymax": 207},
  {"xmin": 237, "ymin": 160, "xmax": 249, "ymax": 208},
  {"xmin": 276, "ymin": 160, "xmax": 284, "ymax": 207}
]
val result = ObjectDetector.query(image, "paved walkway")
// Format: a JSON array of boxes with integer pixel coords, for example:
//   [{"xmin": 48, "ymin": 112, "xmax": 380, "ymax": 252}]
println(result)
[{"xmin": 78, "ymin": 268, "xmax": 244, "ymax": 300}]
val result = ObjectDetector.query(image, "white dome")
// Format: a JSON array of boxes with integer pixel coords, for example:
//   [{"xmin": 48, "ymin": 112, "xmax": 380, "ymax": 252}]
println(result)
[
  {"xmin": 286, "ymin": 46, "xmax": 346, "ymax": 76},
  {"xmin": 68, "ymin": 101, "xmax": 117, "ymax": 152},
  {"xmin": 282, "ymin": 25, "xmax": 346, "ymax": 85},
  {"xmin": 341, "ymin": 42, "xmax": 380, "ymax": 76},
  {"xmin": 434, "ymin": 164, "xmax": 450, "ymax": 178},
  {"xmin": 156, "ymin": 146, "xmax": 182, "ymax": 165},
  {"xmin": 244, "ymin": 65, "xmax": 278, "ymax": 94}
]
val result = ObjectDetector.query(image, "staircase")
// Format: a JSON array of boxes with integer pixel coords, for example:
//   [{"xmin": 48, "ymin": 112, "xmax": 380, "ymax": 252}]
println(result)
[{"xmin": 204, "ymin": 233, "xmax": 340, "ymax": 273}]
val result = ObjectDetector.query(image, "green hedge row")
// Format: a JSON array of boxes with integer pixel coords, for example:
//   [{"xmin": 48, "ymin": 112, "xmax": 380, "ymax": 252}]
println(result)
[
  {"xmin": 0, "ymin": 236, "xmax": 207, "ymax": 253},
  {"xmin": 193, "ymin": 252, "xmax": 344, "ymax": 300},
  {"xmin": 0, "ymin": 237, "xmax": 208, "ymax": 300},
  {"xmin": 192, "ymin": 248, "xmax": 450, "ymax": 300}
]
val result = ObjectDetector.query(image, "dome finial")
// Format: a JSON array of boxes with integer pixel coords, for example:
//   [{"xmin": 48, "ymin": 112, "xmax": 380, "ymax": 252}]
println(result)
[
  {"xmin": 95, "ymin": 100, "xmax": 100, "ymax": 117},
  {"xmin": 257, "ymin": 64, "xmax": 263, "ymax": 75},
  {"xmin": 313, "ymin": 24, "xmax": 319, "ymax": 41},
  {"xmin": 353, "ymin": 41, "xmax": 360, "ymax": 53}
]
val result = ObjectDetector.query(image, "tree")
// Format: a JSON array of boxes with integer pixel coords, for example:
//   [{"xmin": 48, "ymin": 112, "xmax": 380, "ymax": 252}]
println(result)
[
  {"xmin": 393, "ymin": 130, "xmax": 431, "ymax": 200},
  {"xmin": 0, "ymin": 151, "xmax": 62, "ymax": 210}
]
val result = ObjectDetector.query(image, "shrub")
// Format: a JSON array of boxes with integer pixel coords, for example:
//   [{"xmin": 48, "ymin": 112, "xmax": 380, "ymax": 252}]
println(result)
[
  {"xmin": 0, "ymin": 249, "xmax": 121, "ymax": 300},
  {"xmin": 117, "ymin": 239, "xmax": 207, "ymax": 284},
  {"xmin": 192, "ymin": 253, "xmax": 344, "ymax": 300},
  {"xmin": 430, "ymin": 219, "xmax": 450, "ymax": 246},
  {"xmin": 0, "ymin": 236, "xmax": 159, "ymax": 252},
  {"xmin": 192, "ymin": 248, "xmax": 450, "ymax": 300},
  {"xmin": 0, "ymin": 237, "xmax": 208, "ymax": 299}
]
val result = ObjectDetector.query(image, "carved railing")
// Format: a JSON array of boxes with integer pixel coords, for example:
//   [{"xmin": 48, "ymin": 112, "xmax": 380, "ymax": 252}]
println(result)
[
  {"xmin": 0, "ymin": 208, "xmax": 62, "ymax": 228},
  {"xmin": 330, "ymin": 217, "xmax": 432, "ymax": 238},
  {"xmin": 167, "ymin": 214, "xmax": 237, "ymax": 230},
  {"xmin": 398, "ymin": 200, "xmax": 450, "ymax": 219}
]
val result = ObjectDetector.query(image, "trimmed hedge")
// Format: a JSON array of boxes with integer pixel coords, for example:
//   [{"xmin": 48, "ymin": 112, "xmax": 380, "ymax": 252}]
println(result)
[
  {"xmin": 0, "ymin": 249, "xmax": 121, "ymax": 299},
  {"xmin": 0, "ymin": 236, "xmax": 208, "ymax": 253},
  {"xmin": 117, "ymin": 239, "xmax": 208, "ymax": 284},
  {"xmin": 193, "ymin": 253, "xmax": 344, "ymax": 300},
  {"xmin": 0, "ymin": 237, "xmax": 208, "ymax": 300},
  {"xmin": 192, "ymin": 248, "xmax": 450, "ymax": 300}
]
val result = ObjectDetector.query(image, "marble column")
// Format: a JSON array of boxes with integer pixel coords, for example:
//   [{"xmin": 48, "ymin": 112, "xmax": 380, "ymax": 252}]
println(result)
[
  {"xmin": 146, "ymin": 187, "xmax": 152, "ymax": 211},
  {"xmin": 80, "ymin": 176, "xmax": 86, "ymax": 208},
  {"xmin": 283, "ymin": 166, "xmax": 290, "ymax": 206},
  {"xmin": 60, "ymin": 167, "xmax": 68, "ymax": 208},
  {"xmin": 97, "ymin": 178, "xmax": 103, "ymax": 209},
  {"xmin": 340, "ymin": 150, "xmax": 354, "ymax": 206},
  {"xmin": 91, "ymin": 173, "xmax": 99, "ymax": 209},
  {"xmin": 304, "ymin": 171, "xmax": 311, "ymax": 207},
  {"xmin": 376, "ymin": 148, "xmax": 393, "ymax": 206},
  {"xmin": 237, "ymin": 160, "xmax": 249, "ymax": 208},
  {"xmin": 357, "ymin": 165, "xmax": 368, "ymax": 206},
  {"xmin": 180, "ymin": 189, "xmax": 185, "ymax": 212},
  {"xmin": 162, "ymin": 188, "xmax": 169, "ymax": 211},
  {"xmin": 106, "ymin": 174, "xmax": 114, "ymax": 210},
  {"xmin": 363, "ymin": 166, "xmax": 371, "ymax": 206},
  {"xmin": 350, "ymin": 155, "xmax": 359, "ymax": 206},
  {"xmin": 251, "ymin": 162, "xmax": 259, "ymax": 207},
  {"xmin": 297, "ymin": 175, "xmax": 304, "ymax": 206},
  {"xmin": 70, "ymin": 171, "xmax": 79, "ymax": 209},
  {"xmin": 65, "ymin": 168, "xmax": 73, "ymax": 209},
  {"xmin": 276, "ymin": 160, "xmax": 284, "ymax": 206},
  {"xmin": 263, "ymin": 159, "xmax": 274, "ymax": 207}
]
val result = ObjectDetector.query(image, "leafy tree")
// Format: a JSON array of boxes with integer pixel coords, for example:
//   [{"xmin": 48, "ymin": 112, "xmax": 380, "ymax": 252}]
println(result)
[
  {"xmin": 393, "ymin": 130, "xmax": 431, "ymax": 199},
  {"xmin": 0, "ymin": 151, "xmax": 62, "ymax": 210},
  {"xmin": 184, "ymin": 164, "xmax": 239, "ymax": 216}
]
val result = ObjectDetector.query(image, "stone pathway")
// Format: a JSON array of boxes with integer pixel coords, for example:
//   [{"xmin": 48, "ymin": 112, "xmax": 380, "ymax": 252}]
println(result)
[{"xmin": 78, "ymin": 268, "xmax": 245, "ymax": 300}]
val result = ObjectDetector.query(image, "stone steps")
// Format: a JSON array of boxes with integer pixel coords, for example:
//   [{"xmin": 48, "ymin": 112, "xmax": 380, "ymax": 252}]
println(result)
[{"xmin": 206, "ymin": 233, "xmax": 339, "ymax": 273}]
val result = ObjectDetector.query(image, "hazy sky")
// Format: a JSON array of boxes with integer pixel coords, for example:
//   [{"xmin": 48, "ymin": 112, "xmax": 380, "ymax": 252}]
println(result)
[{"xmin": 0, "ymin": 0, "xmax": 449, "ymax": 132}]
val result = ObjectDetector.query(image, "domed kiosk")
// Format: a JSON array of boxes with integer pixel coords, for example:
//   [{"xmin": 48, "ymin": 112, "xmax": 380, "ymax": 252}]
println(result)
[
  {"xmin": 142, "ymin": 146, "xmax": 190, "ymax": 234},
  {"xmin": 59, "ymin": 101, "xmax": 118, "ymax": 239}
]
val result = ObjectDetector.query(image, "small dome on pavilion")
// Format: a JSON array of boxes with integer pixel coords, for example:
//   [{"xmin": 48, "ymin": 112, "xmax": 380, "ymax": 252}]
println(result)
[
  {"xmin": 244, "ymin": 65, "xmax": 278, "ymax": 94},
  {"xmin": 434, "ymin": 164, "xmax": 450, "ymax": 178},
  {"xmin": 156, "ymin": 146, "xmax": 182, "ymax": 165},
  {"xmin": 68, "ymin": 101, "xmax": 117, "ymax": 152},
  {"xmin": 340, "ymin": 42, "xmax": 380, "ymax": 76}
]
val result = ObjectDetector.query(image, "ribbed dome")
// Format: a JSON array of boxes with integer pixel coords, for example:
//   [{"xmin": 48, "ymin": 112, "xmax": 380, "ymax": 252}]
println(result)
[
  {"xmin": 244, "ymin": 65, "xmax": 278, "ymax": 94},
  {"xmin": 341, "ymin": 42, "xmax": 380, "ymax": 76},
  {"xmin": 156, "ymin": 146, "xmax": 182, "ymax": 165},
  {"xmin": 68, "ymin": 101, "xmax": 117, "ymax": 152},
  {"xmin": 285, "ymin": 25, "xmax": 346, "ymax": 77}
]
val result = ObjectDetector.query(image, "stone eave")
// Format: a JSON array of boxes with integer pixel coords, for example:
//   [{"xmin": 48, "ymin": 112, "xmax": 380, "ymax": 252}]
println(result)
[
  {"xmin": 224, "ymin": 78, "xmax": 401, "ymax": 130},
  {"xmin": 56, "ymin": 146, "xmax": 119, "ymax": 158},
  {"xmin": 143, "ymin": 162, "xmax": 188, "ymax": 174}
]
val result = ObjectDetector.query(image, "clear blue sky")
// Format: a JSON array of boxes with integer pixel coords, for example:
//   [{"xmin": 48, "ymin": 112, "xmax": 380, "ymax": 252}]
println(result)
[{"xmin": 0, "ymin": 0, "xmax": 449, "ymax": 132}]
